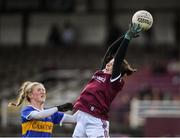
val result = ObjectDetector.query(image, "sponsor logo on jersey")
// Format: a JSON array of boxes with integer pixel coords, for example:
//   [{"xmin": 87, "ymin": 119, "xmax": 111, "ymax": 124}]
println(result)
[
  {"xmin": 92, "ymin": 75, "xmax": 106, "ymax": 83},
  {"xmin": 22, "ymin": 120, "xmax": 53, "ymax": 135}
]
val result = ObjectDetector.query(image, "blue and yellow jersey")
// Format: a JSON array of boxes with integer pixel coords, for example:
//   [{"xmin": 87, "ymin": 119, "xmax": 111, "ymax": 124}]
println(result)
[{"xmin": 21, "ymin": 105, "xmax": 64, "ymax": 137}]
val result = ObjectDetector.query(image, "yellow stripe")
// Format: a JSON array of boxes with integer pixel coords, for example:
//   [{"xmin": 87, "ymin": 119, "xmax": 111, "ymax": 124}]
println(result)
[{"xmin": 22, "ymin": 120, "xmax": 54, "ymax": 135}]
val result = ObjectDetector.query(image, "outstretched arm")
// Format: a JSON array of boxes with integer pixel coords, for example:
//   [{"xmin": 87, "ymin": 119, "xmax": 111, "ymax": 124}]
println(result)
[
  {"xmin": 111, "ymin": 24, "xmax": 142, "ymax": 82},
  {"xmin": 110, "ymin": 38, "xmax": 130, "ymax": 82},
  {"xmin": 28, "ymin": 103, "xmax": 73, "ymax": 120},
  {"xmin": 100, "ymin": 35, "xmax": 124, "ymax": 70},
  {"xmin": 28, "ymin": 107, "xmax": 58, "ymax": 120}
]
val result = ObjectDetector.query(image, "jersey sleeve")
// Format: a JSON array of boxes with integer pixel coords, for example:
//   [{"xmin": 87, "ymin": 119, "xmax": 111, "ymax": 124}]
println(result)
[
  {"xmin": 21, "ymin": 106, "xmax": 35, "ymax": 121},
  {"xmin": 111, "ymin": 38, "xmax": 130, "ymax": 81},
  {"xmin": 51, "ymin": 111, "xmax": 64, "ymax": 125},
  {"xmin": 100, "ymin": 36, "xmax": 124, "ymax": 70},
  {"xmin": 111, "ymin": 78, "xmax": 125, "ymax": 91}
]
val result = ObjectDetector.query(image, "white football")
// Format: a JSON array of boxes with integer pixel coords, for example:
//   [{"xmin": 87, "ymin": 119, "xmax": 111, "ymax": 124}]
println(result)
[{"xmin": 132, "ymin": 10, "xmax": 153, "ymax": 30}]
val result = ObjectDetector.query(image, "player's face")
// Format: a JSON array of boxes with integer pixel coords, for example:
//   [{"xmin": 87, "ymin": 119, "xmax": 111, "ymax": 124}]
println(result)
[
  {"xmin": 105, "ymin": 59, "xmax": 114, "ymax": 74},
  {"xmin": 30, "ymin": 84, "xmax": 46, "ymax": 104}
]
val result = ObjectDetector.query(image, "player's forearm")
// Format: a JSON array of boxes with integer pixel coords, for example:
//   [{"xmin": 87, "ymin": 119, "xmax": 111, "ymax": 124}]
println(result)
[
  {"xmin": 28, "ymin": 107, "xmax": 58, "ymax": 119},
  {"xmin": 101, "ymin": 35, "xmax": 124, "ymax": 69},
  {"xmin": 111, "ymin": 38, "xmax": 130, "ymax": 80},
  {"xmin": 28, "ymin": 103, "xmax": 73, "ymax": 120},
  {"xmin": 106, "ymin": 35, "xmax": 125, "ymax": 56}
]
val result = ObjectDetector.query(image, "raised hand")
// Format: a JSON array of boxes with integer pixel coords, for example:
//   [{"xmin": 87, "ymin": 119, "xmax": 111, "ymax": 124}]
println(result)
[{"xmin": 125, "ymin": 23, "xmax": 143, "ymax": 40}]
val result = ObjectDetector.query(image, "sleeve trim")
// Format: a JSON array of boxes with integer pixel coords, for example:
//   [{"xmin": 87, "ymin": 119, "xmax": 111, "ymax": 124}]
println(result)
[{"xmin": 110, "ymin": 74, "xmax": 122, "ymax": 82}]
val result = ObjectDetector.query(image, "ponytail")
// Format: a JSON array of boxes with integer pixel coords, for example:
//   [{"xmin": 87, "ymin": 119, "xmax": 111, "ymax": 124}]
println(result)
[{"xmin": 8, "ymin": 81, "xmax": 32, "ymax": 107}]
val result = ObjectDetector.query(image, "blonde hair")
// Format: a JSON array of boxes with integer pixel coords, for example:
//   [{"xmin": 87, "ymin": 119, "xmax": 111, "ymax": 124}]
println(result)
[{"xmin": 8, "ymin": 81, "xmax": 42, "ymax": 107}]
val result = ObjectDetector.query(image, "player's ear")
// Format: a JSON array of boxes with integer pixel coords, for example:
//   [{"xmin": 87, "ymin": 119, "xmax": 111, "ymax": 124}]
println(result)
[{"xmin": 27, "ymin": 93, "xmax": 33, "ymax": 100}]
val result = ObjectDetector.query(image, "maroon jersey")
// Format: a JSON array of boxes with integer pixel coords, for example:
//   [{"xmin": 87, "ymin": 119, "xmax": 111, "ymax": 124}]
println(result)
[{"xmin": 74, "ymin": 70, "xmax": 124, "ymax": 120}]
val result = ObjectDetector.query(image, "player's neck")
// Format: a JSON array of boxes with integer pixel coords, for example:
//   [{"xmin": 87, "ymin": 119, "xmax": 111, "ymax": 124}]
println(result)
[{"xmin": 30, "ymin": 101, "xmax": 44, "ymax": 110}]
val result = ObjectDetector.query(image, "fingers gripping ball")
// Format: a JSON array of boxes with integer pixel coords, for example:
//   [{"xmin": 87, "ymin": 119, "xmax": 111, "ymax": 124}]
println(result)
[
  {"xmin": 125, "ymin": 23, "xmax": 142, "ymax": 40},
  {"xmin": 132, "ymin": 10, "xmax": 153, "ymax": 31}
]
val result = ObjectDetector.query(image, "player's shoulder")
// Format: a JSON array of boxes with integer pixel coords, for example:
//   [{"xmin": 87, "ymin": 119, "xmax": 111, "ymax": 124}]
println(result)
[{"xmin": 21, "ymin": 105, "xmax": 35, "ymax": 113}]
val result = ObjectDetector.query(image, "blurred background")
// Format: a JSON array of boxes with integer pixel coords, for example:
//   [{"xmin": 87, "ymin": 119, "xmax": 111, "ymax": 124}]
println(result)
[{"xmin": 0, "ymin": 0, "xmax": 180, "ymax": 137}]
